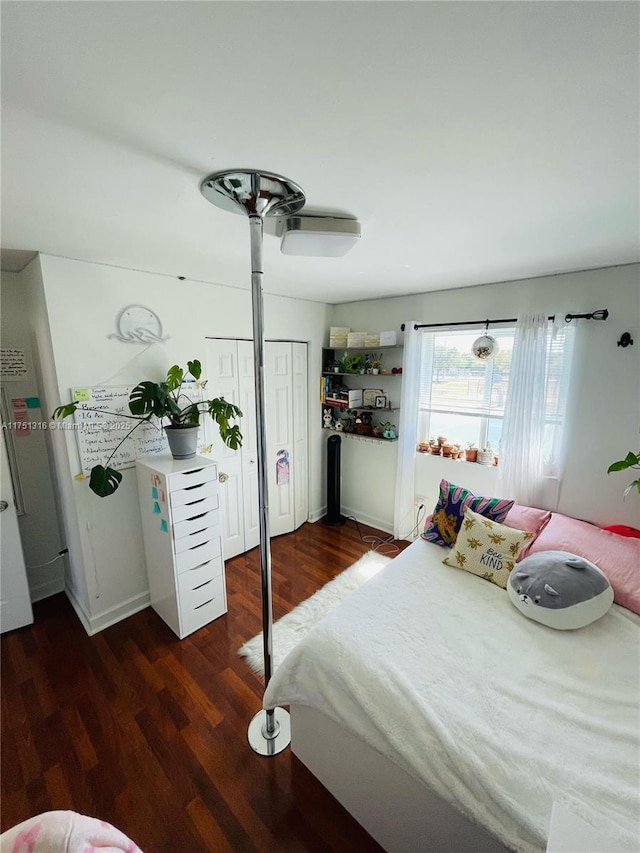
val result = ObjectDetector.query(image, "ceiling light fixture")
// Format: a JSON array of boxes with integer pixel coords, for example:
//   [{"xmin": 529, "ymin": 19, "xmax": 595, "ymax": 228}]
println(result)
[{"xmin": 278, "ymin": 215, "xmax": 361, "ymax": 257}]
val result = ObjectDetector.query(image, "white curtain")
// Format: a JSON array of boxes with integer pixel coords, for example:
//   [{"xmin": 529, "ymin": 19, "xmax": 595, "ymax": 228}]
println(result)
[
  {"xmin": 394, "ymin": 321, "xmax": 421, "ymax": 539},
  {"xmin": 497, "ymin": 312, "xmax": 549, "ymax": 505}
]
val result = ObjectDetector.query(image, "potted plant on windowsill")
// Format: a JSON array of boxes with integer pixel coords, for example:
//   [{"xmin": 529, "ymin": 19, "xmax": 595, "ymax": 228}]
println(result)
[
  {"xmin": 54, "ymin": 359, "xmax": 242, "ymax": 498},
  {"xmin": 464, "ymin": 443, "xmax": 478, "ymax": 462}
]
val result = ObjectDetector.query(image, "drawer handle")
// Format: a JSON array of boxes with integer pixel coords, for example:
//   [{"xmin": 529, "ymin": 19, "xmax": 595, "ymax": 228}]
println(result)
[
  {"xmin": 190, "ymin": 560, "xmax": 213, "ymax": 572},
  {"xmin": 183, "ymin": 483, "xmax": 206, "ymax": 492},
  {"xmin": 187, "ymin": 527, "xmax": 208, "ymax": 538},
  {"xmin": 184, "ymin": 497, "xmax": 206, "ymax": 508},
  {"xmin": 179, "ymin": 468, "xmax": 204, "ymax": 476},
  {"xmin": 188, "ymin": 540, "xmax": 210, "ymax": 552},
  {"xmin": 185, "ymin": 511, "xmax": 208, "ymax": 522},
  {"xmin": 194, "ymin": 598, "xmax": 214, "ymax": 610},
  {"xmin": 192, "ymin": 578, "xmax": 213, "ymax": 591}
]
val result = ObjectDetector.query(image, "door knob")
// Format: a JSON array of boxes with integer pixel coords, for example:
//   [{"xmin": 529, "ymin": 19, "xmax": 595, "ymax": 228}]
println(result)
[
  {"xmin": 218, "ymin": 472, "xmax": 228, "ymax": 483},
  {"xmin": 0, "ymin": 500, "xmax": 9, "ymax": 512}
]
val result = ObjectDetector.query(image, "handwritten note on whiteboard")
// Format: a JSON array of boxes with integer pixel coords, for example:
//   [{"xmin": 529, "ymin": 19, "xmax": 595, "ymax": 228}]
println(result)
[{"xmin": 70, "ymin": 386, "xmax": 168, "ymax": 474}]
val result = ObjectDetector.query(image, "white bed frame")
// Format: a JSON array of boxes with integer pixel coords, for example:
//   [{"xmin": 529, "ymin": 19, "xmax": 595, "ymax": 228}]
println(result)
[{"xmin": 291, "ymin": 705, "xmax": 512, "ymax": 853}]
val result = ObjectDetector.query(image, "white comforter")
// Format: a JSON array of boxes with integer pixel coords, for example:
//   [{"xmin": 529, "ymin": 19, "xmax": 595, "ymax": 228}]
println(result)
[{"xmin": 264, "ymin": 539, "xmax": 640, "ymax": 853}]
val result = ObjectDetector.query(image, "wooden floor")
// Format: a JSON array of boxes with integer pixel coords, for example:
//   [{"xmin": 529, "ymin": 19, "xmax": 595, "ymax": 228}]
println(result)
[{"xmin": 1, "ymin": 520, "xmax": 409, "ymax": 851}]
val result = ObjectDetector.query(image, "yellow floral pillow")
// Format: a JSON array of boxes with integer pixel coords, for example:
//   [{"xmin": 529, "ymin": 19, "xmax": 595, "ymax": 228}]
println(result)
[{"xmin": 442, "ymin": 507, "xmax": 534, "ymax": 589}]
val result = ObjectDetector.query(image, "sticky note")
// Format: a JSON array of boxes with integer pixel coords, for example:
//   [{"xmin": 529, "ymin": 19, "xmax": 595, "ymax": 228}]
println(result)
[
  {"xmin": 159, "ymin": 489, "xmax": 165, "ymax": 502},
  {"xmin": 25, "ymin": 397, "xmax": 41, "ymax": 409},
  {"xmin": 151, "ymin": 486, "xmax": 158, "ymax": 499},
  {"xmin": 74, "ymin": 389, "xmax": 90, "ymax": 402},
  {"xmin": 153, "ymin": 501, "xmax": 161, "ymax": 514},
  {"xmin": 160, "ymin": 519, "xmax": 168, "ymax": 532}
]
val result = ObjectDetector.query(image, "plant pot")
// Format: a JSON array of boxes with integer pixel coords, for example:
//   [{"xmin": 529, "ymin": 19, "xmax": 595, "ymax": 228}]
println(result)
[
  {"xmin": 165, "ymin": 424, "xmax": 199, "ymax": 460},
  {"xmin": 429, "ymin": 445, "xmax": 441, "ymax": 455},
  {"xmin": 477, "ymin": 449, "xmax": 494, "ymax": 465},
  {"xmin": 441, "ymin": 444, "xmax": 453, "ymax": 457},
  {"xmin": 464, "ymin": 449, "xmax": 478, "ymax": 462}
]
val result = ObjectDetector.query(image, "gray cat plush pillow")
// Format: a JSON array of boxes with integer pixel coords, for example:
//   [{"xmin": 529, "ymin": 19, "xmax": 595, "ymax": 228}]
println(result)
[{"xmin": 507, "ymin": 550, "xmax": 613, "ymax": 630}]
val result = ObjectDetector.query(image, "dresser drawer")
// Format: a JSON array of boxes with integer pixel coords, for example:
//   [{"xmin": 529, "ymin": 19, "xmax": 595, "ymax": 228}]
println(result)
[
  {"xmin": 168, "ymin": 465, "xmax": 217, "ymax": 492},
  {"xmin": 178, "ymin": 561, "xmax": 224, "ymax": 610},
  {"xmin": 174, "ymin": 527, "xmax": 214, "ymax": 554},
  {"xmin": 171, "ymin": 493, "xmax": 219, "ymax": 524},
  {"xmin": 173, "ymin": 509, "xmax": 219, "ymax": 541},
  {"xmin": 177, "ymin": 557, "xmax": 223, "ymax": 593},
  {"xmin": 179, "ymin": 590, "xmax": 227, "ymax": 638},
  {"xmin": 170, "ymin": 478, "xmax": 217, "ymax": 509},
  {"xmin": 175, "ymin": 537, "xmax": 221, "ymax": 573}
]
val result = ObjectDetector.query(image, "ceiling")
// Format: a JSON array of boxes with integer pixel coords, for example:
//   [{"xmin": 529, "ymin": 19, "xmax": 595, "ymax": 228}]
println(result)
[{"xmin": 1, "ymin": 1, "xmax": 638, "ymax": 304}]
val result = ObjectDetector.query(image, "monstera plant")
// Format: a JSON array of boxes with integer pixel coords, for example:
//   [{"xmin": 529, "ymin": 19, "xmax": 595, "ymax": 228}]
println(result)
[
  {"xmin": 607, "ymin": 451, "xmax": 640, "ymax": 499},
  {"xmin": 54, "ymin": 359, "xmax": 242, "ymax": 497}
]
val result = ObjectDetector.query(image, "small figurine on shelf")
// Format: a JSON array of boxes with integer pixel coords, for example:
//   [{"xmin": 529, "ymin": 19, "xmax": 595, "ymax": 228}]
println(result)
[
  {"xmin": 323, "ymin": 408, "xmax": 333, "ymax": 429},
  {"xmin": 380, "ymin": 422, "xmax": 397, "ymax": 440},
  {"xmin": 334, "ymin": 420, "xmax": 344, "ymax": 432},
  {"xmin": 354, "ymin": 411, "xmax": 373, "ymax": 436}
]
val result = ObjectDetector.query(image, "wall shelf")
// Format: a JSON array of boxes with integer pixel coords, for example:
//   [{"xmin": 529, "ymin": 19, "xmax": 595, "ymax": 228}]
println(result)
[
  {"xmin": 323, "ymin": 372, "xmax": 401, "ymax": 378},
  {"xmin": 320, "ymin": 343, "xmax": 403, "ymax": 440},
  {"xmin": 337, "ymin": 432, "xmax": 398, "ymax": 444}
]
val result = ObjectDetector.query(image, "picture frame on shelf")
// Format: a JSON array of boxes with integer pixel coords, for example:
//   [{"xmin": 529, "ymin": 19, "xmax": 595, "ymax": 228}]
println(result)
[
  {"xmin": 363, "ymin": 388, "xmax": 383, "ymax": 408},
  {"xmin": 375, "ymin": 394, "xmax": 387, "ymax": 409}
]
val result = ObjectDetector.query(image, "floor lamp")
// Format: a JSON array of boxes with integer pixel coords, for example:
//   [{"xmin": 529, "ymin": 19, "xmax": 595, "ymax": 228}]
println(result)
[{"xmin": 200, "ymin": 170, "xmax": 305, "ymax": 756}]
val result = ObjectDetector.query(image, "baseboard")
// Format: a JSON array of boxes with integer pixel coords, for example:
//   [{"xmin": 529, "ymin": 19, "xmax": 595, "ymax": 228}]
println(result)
[
  {"xmin": 65, "ymin": 585, "xmax": 92, "ymax": 634},
  {"xmin": 341, "ymin": 505, "xmax": 393, "ymax": 536},
  {"xmin": 308, "ymin": 506, "xmax": 326, "ymax": 523},
  {"xmin": 308, "ymin": 505, "xmax": 393, "ymax": 535},
  {"xmin": 30, "ymin": 576, "xmax": 65, "ymax": 603},
  {"xmin": 65, "ymin": 585, "xmax": 151, "ymax": 636}
]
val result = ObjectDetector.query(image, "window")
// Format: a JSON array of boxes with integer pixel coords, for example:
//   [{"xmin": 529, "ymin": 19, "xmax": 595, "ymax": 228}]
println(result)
[{"xmin": 418, "ymin": 324, "xmax": 572, "ymax": 473}]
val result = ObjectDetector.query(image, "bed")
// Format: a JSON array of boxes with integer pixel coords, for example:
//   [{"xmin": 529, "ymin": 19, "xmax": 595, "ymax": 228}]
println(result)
[{"xmin": 263, "ymin": 526, "xmax": 640, "ymax": 853}]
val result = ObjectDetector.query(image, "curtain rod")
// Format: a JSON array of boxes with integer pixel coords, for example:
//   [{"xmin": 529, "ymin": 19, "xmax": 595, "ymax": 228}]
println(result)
[{"xmin": 400, "ymin": 309, "xmax": 608, "ymax": 332}]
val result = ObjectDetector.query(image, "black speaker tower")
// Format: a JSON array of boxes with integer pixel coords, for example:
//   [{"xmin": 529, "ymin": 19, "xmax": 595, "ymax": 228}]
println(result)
[{"xmin": 322, "ymin": 434, "xmax": 346, "ymax": 526}]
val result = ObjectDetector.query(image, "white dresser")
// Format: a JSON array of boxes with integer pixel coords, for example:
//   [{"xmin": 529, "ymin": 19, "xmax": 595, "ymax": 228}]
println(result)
[{"xmin": 136, "ymin": 454, "xmax": 227, "ymax": 639}]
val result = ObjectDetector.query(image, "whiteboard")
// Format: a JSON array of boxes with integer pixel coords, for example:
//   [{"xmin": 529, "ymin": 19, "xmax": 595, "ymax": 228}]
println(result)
[{"xmin": 70, "ymin": 385, "xmax": 168, "ymax": 474}]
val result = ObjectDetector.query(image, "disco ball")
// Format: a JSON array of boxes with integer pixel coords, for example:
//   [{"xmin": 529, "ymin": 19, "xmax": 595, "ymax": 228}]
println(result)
[{"xmin": 471, "ymin": 334, "xmax": 499, "ymax": 361}]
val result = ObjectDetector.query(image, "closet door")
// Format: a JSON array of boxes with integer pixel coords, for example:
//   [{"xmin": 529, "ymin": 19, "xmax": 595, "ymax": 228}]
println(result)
[
  {"xmin": 206, "ymin": 338, "xmax": 308, "ymax": 559},
  {"xmin": 237, "ymin": 341, "xmax": 259, "ymax": 553},
  {"xmin": 204, "ymin": 339, "xmax": 246, "ymax": 559},
  {"xmin": 292, "ymin": 342, "xmax": 309, "ymax": 530},
  {"xmin": 265, "ymin": 342, "xmax": 295, "ymax": 537}
]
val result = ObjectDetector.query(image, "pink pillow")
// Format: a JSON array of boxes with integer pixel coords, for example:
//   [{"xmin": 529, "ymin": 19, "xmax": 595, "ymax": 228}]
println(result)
[
  {"xmin": 503, "ymin": 504, "xmax": 552, "ymax": 559},
  {"xmin": 529, "ymin": 514, "xmax": 640, "ymax": 615}
]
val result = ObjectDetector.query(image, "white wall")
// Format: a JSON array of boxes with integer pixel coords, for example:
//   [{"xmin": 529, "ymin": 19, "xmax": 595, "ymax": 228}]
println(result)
[
  {"xmin": 331, "ymin": 265, "xmax": 640, "ymax": 531},
  {"xmin": 0, "ymin": 268, "xmax": 66, "ymax": 600},
  {"xmin": 35, "ymin": 253, "xmax": 330, "ymax": 633}
]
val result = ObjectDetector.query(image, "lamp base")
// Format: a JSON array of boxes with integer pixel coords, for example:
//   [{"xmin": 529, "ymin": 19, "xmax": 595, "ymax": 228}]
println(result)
[{"xmin": 248, "ymin": 707, "xmax": 291, "ymax": 756}]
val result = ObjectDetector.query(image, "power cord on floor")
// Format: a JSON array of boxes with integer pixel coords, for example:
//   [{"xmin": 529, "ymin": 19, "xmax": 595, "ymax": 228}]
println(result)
[
  {"xmin": 26, "ymin": 548, "xmax": 68, "ymax": 570},
  {"xmin": 346, "ymin": 504, "xmax": 426, "ymax": 557}
]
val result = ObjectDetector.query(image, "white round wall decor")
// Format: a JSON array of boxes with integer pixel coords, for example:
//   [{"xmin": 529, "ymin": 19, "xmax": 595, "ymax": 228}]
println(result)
[{"xmin": 108, "ymin": 305, "xmax": 169, "ymax": 344}]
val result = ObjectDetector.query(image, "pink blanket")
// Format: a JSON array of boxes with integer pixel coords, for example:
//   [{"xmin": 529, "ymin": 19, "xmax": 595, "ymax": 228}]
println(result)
[{"xmin": 0, "ymin": 811, "xmax": 142, "ymax": 853}]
